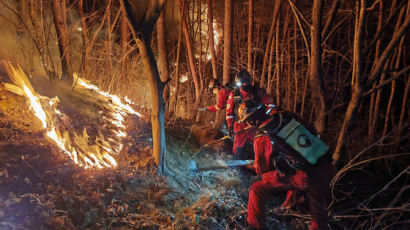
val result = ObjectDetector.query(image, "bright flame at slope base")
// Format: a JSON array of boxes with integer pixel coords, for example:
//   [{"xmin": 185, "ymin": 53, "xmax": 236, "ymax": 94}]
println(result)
[{"xmin": 3, "ymin": 63, "xmax": 140, "ymax": 169}]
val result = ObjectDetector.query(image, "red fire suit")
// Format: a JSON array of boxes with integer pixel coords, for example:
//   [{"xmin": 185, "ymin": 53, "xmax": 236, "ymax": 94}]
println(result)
[
  {"xmin": 247, "ymin": 121, "xmax": 334, "ymax": 230},
  {"xmin": 207, "ymin": 87, "xmax": 231, "ymax": 112},
  {"xmin": 225, "ymin": 87, "xmax": 275, "ymax": 156}
]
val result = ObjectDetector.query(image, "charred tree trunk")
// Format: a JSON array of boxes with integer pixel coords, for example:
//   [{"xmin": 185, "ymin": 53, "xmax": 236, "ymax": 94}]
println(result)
[
  {"xmin": 120, "ymin": 0, "xmax": 168, "ymax": 175},
  {"xmin": 223, "ymin": 0, "xmax": 233, "ymax": 85},
  {"xmin": 51, "ymin": 0, "xmax": 73, "ymax": 83}
]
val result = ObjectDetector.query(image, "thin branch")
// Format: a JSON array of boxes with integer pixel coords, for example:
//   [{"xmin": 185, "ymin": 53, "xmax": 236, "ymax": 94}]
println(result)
[
  {"xmin": 287, "ymin": 0, "xmax": 310, "ymax": 60},
  {"xmin": 361, "ymin": 165, "xmax": 410, "ymax": 208},
  {"xmin": 363, "ymin": 0, "xmax": 407, "ymax": 56},
  {"xmin": 287, "ymin": 0, "xmax": 311, "ymax": 26},
  {"xmin": 363, "ymin": 65, "xmax": 410, "ymax": 96}
]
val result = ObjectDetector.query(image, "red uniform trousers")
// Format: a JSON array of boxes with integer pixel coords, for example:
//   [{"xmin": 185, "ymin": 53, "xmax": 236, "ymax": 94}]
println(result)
[
  {"xmin": 233, "ymin": 122, "xmax": 256, "ymax": 158},
  {"xmin": 248, "ymin": 136, "xmax": 334, "ymax": 230}
]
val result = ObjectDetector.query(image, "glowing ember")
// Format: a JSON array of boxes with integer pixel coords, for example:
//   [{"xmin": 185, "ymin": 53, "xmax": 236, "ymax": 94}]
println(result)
[{"xmin": 3, "ymin": 63, "xmax": 140, "ymax": 169}]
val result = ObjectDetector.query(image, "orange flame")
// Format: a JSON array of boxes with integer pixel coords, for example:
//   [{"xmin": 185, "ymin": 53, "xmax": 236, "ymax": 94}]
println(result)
[{"xmin": 3, "ymin": 63, "xmax": 140, "ymax": 169}]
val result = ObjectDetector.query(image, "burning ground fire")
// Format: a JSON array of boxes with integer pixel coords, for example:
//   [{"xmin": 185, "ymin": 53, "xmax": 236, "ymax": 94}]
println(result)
[{"xmin": 3, "ymin": 63, "xmax": 141, "ymax": 169}]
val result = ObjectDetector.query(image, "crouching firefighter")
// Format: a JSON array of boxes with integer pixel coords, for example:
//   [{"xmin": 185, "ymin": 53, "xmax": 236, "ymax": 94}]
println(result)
[
  {"xmin": 198, "ymin": 78, "xmax": 232, "ymax": 113},
  {"xmin": 240, "ymin": 101, "xmax": 335, "ymax": 230},
  {"xmin": 226, "ymin": 70, "xmax": 275, "ymax": 160}
]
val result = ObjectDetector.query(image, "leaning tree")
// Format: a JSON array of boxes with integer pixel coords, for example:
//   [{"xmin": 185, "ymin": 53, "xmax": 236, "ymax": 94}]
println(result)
[{"xmin": 120, "ymin": 0, "xmax": 169, "ymax": 175}]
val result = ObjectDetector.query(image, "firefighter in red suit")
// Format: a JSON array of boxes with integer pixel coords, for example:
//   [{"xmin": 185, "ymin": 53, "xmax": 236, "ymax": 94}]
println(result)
[
  {"xmin": 225, "ymin": 70, "xmax": 276, "ymax": 159},
  {"xmin": 238, "ymin": 100, "xmax": 334, "ymax": 230},
  {"xmin": 199, "ymin": 78, "xmax": 231, "ymax": 112}
]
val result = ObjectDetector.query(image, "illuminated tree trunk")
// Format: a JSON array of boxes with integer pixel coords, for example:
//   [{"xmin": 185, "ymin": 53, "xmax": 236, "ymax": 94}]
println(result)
[
  {"xmin": 120, "ymin": 0, "xmax": 168, "ymax": 175},
  {"xmin": 78, "ymin": 0, "xmax": 89, "ymax": 77},
  {"xmin": 28, "ymin": 0, "xmax": 57, "ymax": 79},
  {"xmin": 333, "ymin": 0, "xmax": 365, "ymax": 165},
  {"xmin": 260, "ymin": 0, "xmax": 281, "ymax": 88},
  {"xmin": 293, "ymin": 19, "xmax": 298, "ymax": 112},
  {"xmin": 120, "ymin": 8, "xmax": 129, "ymax": 80},
  {"xmin": 309, "ymin": 0, "xmax": 326, "ymax": 134},
  {"xmin": 207, "ymin": 0, "xmax": 218, "ymax": 80},
  {"xmin": 168, "ymin": 6, "xmax": 184, "ymax": 116},
  {"xmin": 321, "ymin": 0, "xmax": 341, "ymax": 40},
  {"xmin": 223, "ymin": 0, "xmax": 233, "ymax": 85},
  {"xmin": 156, "ymin": 8, "xmax": 170, "ymax": 102},
  {"xmin": 333, "ymin": 0, "xmax": 410, "ymax": 165},
  {"xmin": 51, "ymin": 0, "xmax": 73, "ymax": 83},
  {"xmin": 247, "ymin": 0, "xmax": 253, "ymax": 73},
  {"xmin": 177, "ymin": 0, "xmax": 200, "ymax": 105}
]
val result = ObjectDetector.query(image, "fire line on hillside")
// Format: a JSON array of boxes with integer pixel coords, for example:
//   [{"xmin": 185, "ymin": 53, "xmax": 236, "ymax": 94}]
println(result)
[{"xmin": 3, "ymin": 63, "xmax": 141, "ymax": 169}]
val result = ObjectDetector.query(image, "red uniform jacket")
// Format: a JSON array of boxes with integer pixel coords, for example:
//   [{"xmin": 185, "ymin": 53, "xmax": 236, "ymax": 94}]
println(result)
[
  {"xmin": 225, "ymin": 87, "xmax": 275, "ymax": 153},
  {"xmin": 225, "ymin": 87, "xmax": 275, "ymax": 128},
  {"xmin": 207, "ymin": 87, "xmax": 231, "ymax": 112}
]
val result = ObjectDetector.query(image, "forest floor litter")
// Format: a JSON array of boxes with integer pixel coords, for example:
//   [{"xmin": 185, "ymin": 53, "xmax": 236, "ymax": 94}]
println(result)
[{"xmin": 1, "ymin": 82, "xmax": 312, "ymax": 229}]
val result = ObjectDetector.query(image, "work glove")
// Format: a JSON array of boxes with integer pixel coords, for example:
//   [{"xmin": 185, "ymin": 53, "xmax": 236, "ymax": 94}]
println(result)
[{"xmin": 198, "ymin": 107, "xmax": 208, "ymax": 111}]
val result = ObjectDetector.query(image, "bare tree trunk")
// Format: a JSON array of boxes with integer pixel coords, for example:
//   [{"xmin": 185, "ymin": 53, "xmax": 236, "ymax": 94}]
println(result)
[
  {"xmin": 396, "ymin": 75, "xmax": 410, "ymax": 148},
  {"xmin": 260, "ymin": 0, "xmax": 281, "ymax": 88},
  {"xmin": 207, "ymin": 0, "xmax": 218, "ymax": 80},
  {"xmin": 337, "ymin": 3, "xmax": 410, "ymax": 162},
  {"xmin": 177, "ymin": 0, "xmax": 200, "ymax": 105},
  {"xmin": 333, "ymin": 0, "xmax": 366, "ymax": 165},
  {"xmin": 321, "ymin": 0, "xmax": 341, "ymax": 40},
  {"xmin": 223, "ymin": 0, "xmax": 233, "ymax": 85},
  {"xmin": 168, "ymin": 3, "xmax": 184, "ymax": 117},
  {"xmin": 293, "ymin": 18, "xmax": 298, "ymax": 112},
  {"xmin": 106, "ymin": 2, "xmax": 113, "ymax": 79},
  {"xmin": 252, "ymin": 24, "xmax": 260, "ymax": 82},
  {"xmin": 28, "ymin": 0, "xmax": 56, "ymax": 79},
  {"xmin": 157, "ymin": 8, "xmax": 170, "ymax": 103},
  {"xmin": 309, "ymin": 0, "xmax": 326, "ymax": 134},
  {"xmin": 266, "ymin": 16, "xmax": 277, "ymax": 94},
  {"xmin": 368, "ymin": 0, "xmax": 384, "ymax": 137},
  {"xmin": 247, "ymin": 0, "xmax": 253, "ymax": 72},
  {"xmin": 120, "ymin": 8, "xmax": 129, "ymax": 80},
  {"xmin": 78, "ymin": 0, "xmax": 89, "ymax": 77},
  {"xmin": 120, "ymin": 0, "xmax": 168, "ymax": 175},
  {"xmin": 51, "ymin": 0, "xmax": 73, "ymax": 83}
]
